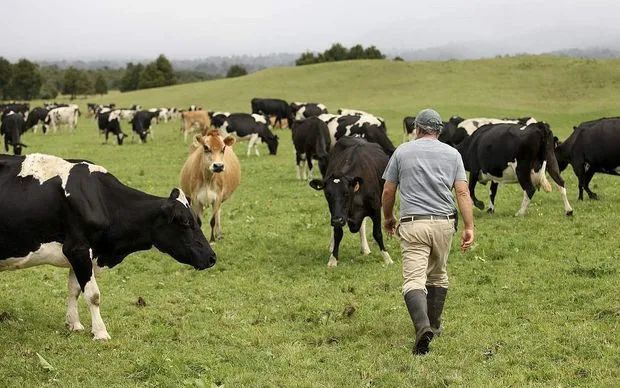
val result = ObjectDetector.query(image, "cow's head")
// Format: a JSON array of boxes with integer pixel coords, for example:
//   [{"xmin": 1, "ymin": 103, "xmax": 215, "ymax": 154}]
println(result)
[
  {"xmin": 310, "ymin": 175, "xmax": 364, "ymax": 231},
  {"xmin": 261, "ymin": 128, "xmax": 279, "ymax": 155},
  {"xmin": 193, "ymin": 131, "xmax": 236, "ymax": 173},
  {"xmin": 553, "ymin": 135, "xmax": 570, "ymax": 172},
  {"xmin": 153, "ymin": 188, "xmax": 216, "ymax": 270},
  {"xmin": 361, "ymin": 125, "xmax": 395, "ymax": 156}
]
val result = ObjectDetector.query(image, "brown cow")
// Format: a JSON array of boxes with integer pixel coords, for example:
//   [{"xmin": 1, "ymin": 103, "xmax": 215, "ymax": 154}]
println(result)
[
  {"xmin": 180, "ymin": 130, "xmax": 241, "ymax": 242},
  {"xmin": 180, "ymin": 110, "xmax": 211, "ymax": 142}
]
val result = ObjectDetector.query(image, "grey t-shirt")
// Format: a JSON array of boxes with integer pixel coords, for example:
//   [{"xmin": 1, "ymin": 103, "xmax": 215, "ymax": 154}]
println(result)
[{"xmin": 382, "ymin": 138, "xmax": 467, "ymax": 217}]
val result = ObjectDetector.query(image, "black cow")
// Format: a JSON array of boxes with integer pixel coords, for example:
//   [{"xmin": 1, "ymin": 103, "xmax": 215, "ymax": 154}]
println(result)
[
  {"xmin": 97, "ymin": 110, "xmax": 126, "ymax": 145},
  {"xmin": 0, "ymin": 112, "xmax": 27, "ymax": 155},
  {"xmin": 25, "ymin": 107, "xmax": 50, "ymax": 134},
  {"xmin": 456, "ymin": 122, "xmax": 573, "ymax": 216},
  {"xmin": 330, "ymin": 114, "xmax": 395, "ymax": 155},
  {"xmin": 131, "ymin": 110, "xmax": 159, "ymax": 143},
  {"xmin": 251, "ymin": 98, "xmax": 290, "ymax": 128},
  {"xmin": 0, "ymin": 153, "xmax": 215, "ymax": 339},
  {"xmin": 290, "ymin": 102, "xmax": 328, "ymax": 122},
  {"xmin": 213, "ymin": 113, "xmax": 279, "ymax": 156},
  {"xmin": 555, "ymin": 117, "xmax": 620, "ymax": 200},
  {"xmin": 309, "ymin": 136, "xmax": 393, "ymax": 267},
  {"xmin": 0, "ymin": 103, "xmax": 29, "ymax": 117},
  {"xmin": 291, "ymin": 117, "xmax": 331, "ymax": 180}
]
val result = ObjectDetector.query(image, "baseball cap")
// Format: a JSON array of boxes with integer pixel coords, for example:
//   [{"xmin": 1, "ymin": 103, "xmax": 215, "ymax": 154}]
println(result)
[{"xmin": 415, "ymin": 108, "xmax": 443, "ymax": 133}]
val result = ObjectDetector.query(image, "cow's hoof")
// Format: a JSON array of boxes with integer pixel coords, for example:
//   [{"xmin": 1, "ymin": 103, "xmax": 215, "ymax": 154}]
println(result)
[
  {"xmin": 474, "ymin": 201, "xmax": 485, "ymax": 210},
  {"xmin": 381, "ymin": 251, "xmax": 393, "ymax": 265},
  {"xmin": 566, "ymin": 210, "xmax": 574, "ymax": 217},
  {"xmin": 589, "ymin": 194, "xmax": 599, "ymax": 200},
  {"xmin": 327, "ymin": 255, "xmax": 338, "ymax": 268},
  {"xmin": 486, "ymin": 207, "xmax": 495, "ymax": 214},
  {"xmin": 361, "ymin": 247, "xmax": 371, "ymax": 255},
  {"xmin": 67, "ymin": 322, "xmax": 85, "ymax": 331},
  {"xmin": 92, "ymin": 331, "xmax": 111, "ymax": 341},
  {"xmin": 514, "ymin": 211, "xmax": 525, "ymax": 217}
]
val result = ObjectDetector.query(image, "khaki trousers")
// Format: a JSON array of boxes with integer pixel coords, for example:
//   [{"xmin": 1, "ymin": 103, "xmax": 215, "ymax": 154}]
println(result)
[{"xmin": 397, "ymin": 219, "xmax": 455, "ymax": 295}]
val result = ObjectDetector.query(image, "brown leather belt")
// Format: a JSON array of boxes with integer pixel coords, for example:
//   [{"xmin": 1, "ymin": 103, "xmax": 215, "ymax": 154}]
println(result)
[{"xmin": 400, "ymin": 214, "xmax": 456, "ymax": 223}]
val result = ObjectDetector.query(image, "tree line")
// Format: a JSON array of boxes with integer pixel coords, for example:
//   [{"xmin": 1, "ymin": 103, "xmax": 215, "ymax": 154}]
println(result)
[{"xmin": 296, "ymin": 43, "xmax": 385, "ymax": 66}]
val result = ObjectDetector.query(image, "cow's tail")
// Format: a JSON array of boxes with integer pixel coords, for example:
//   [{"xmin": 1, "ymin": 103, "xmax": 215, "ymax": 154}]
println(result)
[{"xmin": 540, "ymin": 162, "xmax": 552, "ymax": 193}]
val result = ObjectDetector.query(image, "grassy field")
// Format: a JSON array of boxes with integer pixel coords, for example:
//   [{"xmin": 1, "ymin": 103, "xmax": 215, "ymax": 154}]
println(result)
[{"xmin": 1, "ymin": 56, "xmax": 620, "ymax": 387}]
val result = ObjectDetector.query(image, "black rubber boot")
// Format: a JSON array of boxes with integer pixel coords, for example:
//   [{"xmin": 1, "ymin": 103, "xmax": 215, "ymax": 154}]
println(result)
[
  {"xmin": 404, "ymin": 289, "xmax": 434, "ymax": 355},
  {"xmin": 427, "ymin": 286, "xmax": 448, "ymax": 336}
]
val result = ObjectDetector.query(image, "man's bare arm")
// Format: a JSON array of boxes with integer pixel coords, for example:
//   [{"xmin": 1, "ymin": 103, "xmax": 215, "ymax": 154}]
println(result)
[{"xmin": 454, "ymin": 180, "xmax": 474, "ymax": 250}]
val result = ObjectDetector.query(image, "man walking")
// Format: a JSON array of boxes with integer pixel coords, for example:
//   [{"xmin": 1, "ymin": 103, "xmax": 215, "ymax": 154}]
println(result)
[{"xmin": 382, "ymin": 108, "xmax": 474, "ymax": 355}]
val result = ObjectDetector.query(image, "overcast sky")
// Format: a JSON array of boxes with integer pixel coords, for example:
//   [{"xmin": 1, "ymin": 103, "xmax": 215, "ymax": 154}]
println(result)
[{"xmin": 2, "ymin": 0, "xmax": 619, "ymax": 60}]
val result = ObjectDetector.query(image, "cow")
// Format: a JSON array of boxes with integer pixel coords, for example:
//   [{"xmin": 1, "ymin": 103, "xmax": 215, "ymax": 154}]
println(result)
[
  {"xmin": 555, "ymin": 117, "xmax": 620, "ymax": 200},
  {"xmin": 43, "ymin": 105, "xmax": 79, "ymax": 133},
  {"xmin": 291, "ymin": 117, "xmax": 331, "ymax": 180},
  {"xmin": 181, "ymin": 110, "xmax": 211, "ymax": 142},
  {"xmin": 0, "ymin": 153, "xmax": 216, "ymax": 340},
  {"xmin": 290, "ymin": 102, "xmax": 328, "ymax": 121},
  {"xmin": 131, "ymin": 110, "xmax": 159, "ymax": 143},
  {"xmin": 25, "ymin": 107, "xmax": 50, "ymax": 134},
  {"xmin": 208, "ymin": 111, "xmax": 230, "ymax": 129},
  {"xmin": 0, "ymin": 112, "xmax": 27, "ymax": 155},
  {"xmin": 212, "ymin": 113, "xmax": 279, "ymax": 156},
  {"xmin": 169, "ymin": 107, "xmax": 181, "ymax": 120},
  {"xmin": 338, "ymin": 108, "xmax": 371, "ymax": 116},
  {"xmin": 457, "ymin": 117, "xmax": 537, "ymax": 136},
  {"xmin": 116, "ymin": 109, "xmax": 136, "ymax": 121},
  {"xmin": 309, "ymin": 136, "xmax": 393, "ymax": 267},
  {"xmin": 180, "ymin": 131, "xmax": 241, "ymax": 242},
  {"xmin": 97, "ymin": 110, "xmax": 126, "ymax": 145},
  {"xmin": 148, "ymin": 108, "xmax": 166, "ymax": 123},
  {"xmin": 251, "ymin": 98, "xmax": 290, "ymax": 129},
  {"xmin": 0, "ymin": 103, "xmax": 30, "ymax": 118},
  {"xmin": 329, "ymin": 114, "xmax": 395, "ymax": 155},
  {"xmin": 188, "ymin": 105, "xmax": 202, "ymax": 111},
  {"xmin": 456, "ymin": 121, "xmax": 573, "ymax": 216}
]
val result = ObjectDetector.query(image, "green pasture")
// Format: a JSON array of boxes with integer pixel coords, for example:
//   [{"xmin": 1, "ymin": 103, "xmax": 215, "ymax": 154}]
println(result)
[{"xmin": 1, "ymin": 56, "xmax": 619, "ymax": 386}]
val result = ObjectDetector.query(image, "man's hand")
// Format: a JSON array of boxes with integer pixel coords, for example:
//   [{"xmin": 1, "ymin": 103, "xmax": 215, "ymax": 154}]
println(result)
[
  {"xmin": 460, "ymin": 228, "xmax": 474, "ymax": 251},
  {"xmin": 383, "ymin": 216, "xmax": 396, "ymax": 235}
]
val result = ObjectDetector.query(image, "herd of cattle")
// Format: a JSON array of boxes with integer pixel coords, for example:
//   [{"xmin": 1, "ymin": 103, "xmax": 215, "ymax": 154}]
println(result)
[{"xmin": 1, "ymin": 95, "xmax": 619, "ymax": 340}]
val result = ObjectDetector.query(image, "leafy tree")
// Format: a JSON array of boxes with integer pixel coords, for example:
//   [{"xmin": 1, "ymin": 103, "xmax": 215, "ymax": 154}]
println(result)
[
  {"xmin": 226, "ymin": 64, "xmax": 247, "ymax": 78},
  {"xmin": 393, "ymin": 56, "xmax": 405, "ymax": 61},
  {"xmin": 364, "ymin": 45, "xmax": 385, "ymax": 59},
  {"xmin": 323, "ymin": 43, "xmax": 349, "ymax": 62},
  {"xmin": 0, "ymin": 57, "xmax": 12, "ymax": 99},
  {"xmin": 8, "ymin": 59, "xmax": 42, "ymax": 100},
  {"xmin": 295, "ymin": 52, "xmax": 317, "ymax": 66},
  {"xmin": 63, "ymin": 67, "xmax": 82, "ymax": 99},
  {"xmin": 94, "ymin": 74, "xmax": 108, "ymax": 95},
  {"xmin": 348, "ymin": 44, "xmax": 366, "ymax": 60},
  {"xmin": 39, "ymin": 82, "xmax": 59, "ymax": 100},
  {"xmin": 154, "ymin": 54, "xmax": 175, "ymax": 86},
  {"xmin": 120, "ymin": 62, "xmax": 143, "ymax": 92}
]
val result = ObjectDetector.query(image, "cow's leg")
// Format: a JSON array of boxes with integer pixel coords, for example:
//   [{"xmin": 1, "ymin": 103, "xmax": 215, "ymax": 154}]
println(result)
[
  {"xmin": 295, "ymin": 153, "xmax": 302, "ymax": 180},
  {"xmin": 66, "ymin": 269, "xmax": 84, "ymax": 331},
  {"xmin": 329, "ymin": 228, "xmax": 334, "ymax": 252},
  {"xmin": 307, "ymin": 158, "xmax": 314, "ymax": 180},
  {"xmin": 469, "ymin": 171, "xmax": 484, "ymax": 210},
  {"xmin": 571, "ymin": 163, "xmax": 585, "ymax": 200},
  {"xmin": 582, "ymin": 168, "xmax": 598, "ymax": 200},
  {"xmin": 487, "ymin": 182, "xmax": 499, "ymax": 214},
  {"xmin": 64, "ymin": 244, "xmax": 110, "ymax": 340},
  {"xmin": 254, "ymin": 136, "xmax": 261, "ymax": 156},
  {"xmin": 329, "ymin": 226, "xmax": 344, "ymax": 267},
  {"xmin": 371, "ymin": 211, "xmax": 393, "ymax": 265},
  {"xmin": 515, "ymin": 165, "xmax": 536, "ymax": 217},
  {"xmin": 547, "ymin": 158, "xmax": 575, "ymax": 215},
  {"xmin": 246, "ymin": 135, "xmax": 256, "ymax": 157},
  {"xmin": 359, "ymin": 217, "xmax": 371, "ymax": 255},
  {"xmin": 210, "ymin": 200, "xmax": 223, "ymax": 241}
]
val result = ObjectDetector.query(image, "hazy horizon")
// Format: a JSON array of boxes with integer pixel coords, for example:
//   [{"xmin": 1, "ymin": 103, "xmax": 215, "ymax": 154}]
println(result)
[{"xmin": 2, "ymin": 0, "xmax": 619, "ymax": 61}]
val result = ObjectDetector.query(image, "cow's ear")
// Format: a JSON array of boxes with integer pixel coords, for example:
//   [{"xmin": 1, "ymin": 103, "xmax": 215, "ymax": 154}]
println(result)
[
  {"xmin": 223, "ymin": 135, "xmax": 236, "ymax": 147},
  {"xmin": 309, "ymin": 179, "xmax": 325, "ymax": 191},
  {"xmin": 351, "ymin": 177, "xmax": 364, "ymax": 192},
  {"xmin": 169, "ymin": 188, "xmax": 180, "ymax": 200}
]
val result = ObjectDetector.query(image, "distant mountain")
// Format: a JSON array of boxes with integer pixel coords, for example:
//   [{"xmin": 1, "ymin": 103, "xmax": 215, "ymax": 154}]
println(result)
[{"xmin": 546, "ymin": 47, "xmax": 620, "ymax": 59}]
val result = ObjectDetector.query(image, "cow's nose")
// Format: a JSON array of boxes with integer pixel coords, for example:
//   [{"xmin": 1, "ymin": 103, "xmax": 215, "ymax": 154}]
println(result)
[
  {"xmin": 331, "ymin": 217, "xmax": 345, "ymax": 227},
  {"xmin": 211, "ymin": 163, "xmax": 224, "ymax": 173}
]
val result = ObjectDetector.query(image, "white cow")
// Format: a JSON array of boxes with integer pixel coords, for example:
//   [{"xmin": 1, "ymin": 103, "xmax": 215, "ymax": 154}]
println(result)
[{"xmin": 43, "ymin": 105, "xmax": 79, "ymax": 133}]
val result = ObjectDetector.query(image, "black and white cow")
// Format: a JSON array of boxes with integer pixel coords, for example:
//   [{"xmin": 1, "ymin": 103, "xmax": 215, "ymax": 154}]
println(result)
[
  {"xmin": 555, "ymin": 117, "xmax": 620, "ymax": 200},
  {"xmin": 291, "ymin": 117, "xmax": 331, "ymax": 180},
  {"xmin": 208, "ymin": 111, "xmax": 230, "ymax": 129},
  {"xmin": 457, "ymin": 117, "xmax": 537, "ymax": 137},
  {"xmin": 309, "ymin": 136, "xmax": 393, "ymax": 267},
  {"xmin": 0, "ymin": 103, "xmax": 30, "ymax": 118},
  {"xmin": 0, "ymin": 112, "xmax": 27, "ymax": 155},
  {"xmin": 131, "ymin": 110, "xmax": 159, "ymax": 143},
  {"xmin": 25, "ymin": 107, "xmax": 50, "ymax": 134},
  {"xmin": 43, "ymin": 105, "xmax": 79, "ymax": 133},
  {"xmin": 456, "ymin": 121, "xmax": 573, "ymax": 216},
  {"xmin": 325, "ymin": 114, "xmax": 395, "ymax": 155},
  {"xmin": 212, "ymin": 113, "xmax": 279, "ymax": 156},
  {"xmin": 97, "ymin": 110, "xmax": 126, "ymax": 145},
  {"xmin": 251, "ymin": 98, "xmax": 290, "ymax": 128},
  {"xmin": 290, "ymin": 102, "xmax": 328, "ymax": 121},
  {"xmin": 0, "ymin": 153, "xmax": 216, "ymax": 339}
]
